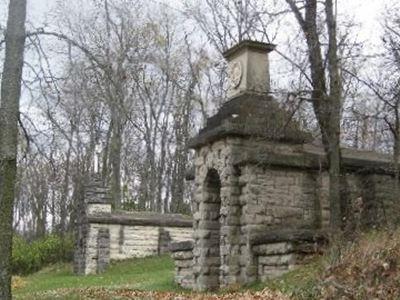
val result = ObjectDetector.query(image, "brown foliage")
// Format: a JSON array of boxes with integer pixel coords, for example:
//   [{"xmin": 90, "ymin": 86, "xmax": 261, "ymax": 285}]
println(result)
[
  {"xmin": 30, "ymin": 287, "xmax": 290, "ymax": 300},
  {"xmin": 320, "ymin": 230, "xmax": 400, "ymax": 299}
]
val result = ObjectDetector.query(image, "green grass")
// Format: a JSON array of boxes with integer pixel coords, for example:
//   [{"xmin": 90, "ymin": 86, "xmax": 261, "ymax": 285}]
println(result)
[
  {"xmin": 254, "ymin": 258, "xmax": 323, "ymax": 299},
  {"xmin": 13, "ymin": 255, "xmax": 182, "ymax": 299},
  {"xmin": 13, "ymin": 254, "xmax": 325, "ymax": 299},
  {"xmin": 213, "ymin": 258, "xmax": 324, "ymax": 299}
]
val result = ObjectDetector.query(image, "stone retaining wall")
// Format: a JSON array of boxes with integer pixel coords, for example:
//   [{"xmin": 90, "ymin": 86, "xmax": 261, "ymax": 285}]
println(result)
[
  {"xmin": 74, "ymin": 176, "xmax": 194, "ymax": 275},
  {"xmin": 250, "ymin": 229, "xmax": 327, "ymax": 281},
  {"xmin": 170, "ymin": 229, "xmax": 327, "ymax": 289},
  {"xmin": 81, "ymin": 212, "xmax": 193, "ymax": 275}
]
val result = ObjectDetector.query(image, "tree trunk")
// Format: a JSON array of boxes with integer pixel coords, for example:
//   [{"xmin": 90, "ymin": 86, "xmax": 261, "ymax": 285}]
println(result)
[
  {"xmin": 0, "ymin": 0, "xmax": 27, "ymax": 298},
  {"xmin": 287, "ymin": 0, "xmax": 343, "ymax": 229},
  {"xmin": 109, "ymin": 115, "xmax": 122, "ymax": 208}
]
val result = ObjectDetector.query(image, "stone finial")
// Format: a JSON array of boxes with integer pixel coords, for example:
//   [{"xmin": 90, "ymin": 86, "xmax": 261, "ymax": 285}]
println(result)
[{"xmin": 223, "ymin": 40, "xmax": 275, "ymax": 98}]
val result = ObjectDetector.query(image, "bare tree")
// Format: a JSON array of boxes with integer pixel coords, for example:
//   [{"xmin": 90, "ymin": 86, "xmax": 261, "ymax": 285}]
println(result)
[
  {"xmin": 0, "ymin": 0, "xmax": 27, "ymax": 298},
  {"xmin": 286, "ymin": 0, "xmax": 343, "ymax": 229}
]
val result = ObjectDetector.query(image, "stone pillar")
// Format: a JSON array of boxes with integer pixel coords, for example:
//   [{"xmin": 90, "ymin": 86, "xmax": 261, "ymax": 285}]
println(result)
[
  {"xmin": 193, "ymin": 168, "xmax": 222, "ymax": 291},
  {"xmin": 238, "ymin": 165, "xmax": 258, "ymax": 284},
  {"xmin": 170, "ymin": 240, "xmax": 194, "ymax": 289},
  {"xmin": 219, "ymin": 168, "xmax": 242, "ymax": 287},
  {"xmin": 192, "ymin": 149, "xmax": 243, "ymax": 290},
  {"xmin": 73, "ymin": 174, "xmax": 111, "ymax": 275},
  {"xmin": 85, "ymin": 175, "xmax": 112, "ymax": 215}
]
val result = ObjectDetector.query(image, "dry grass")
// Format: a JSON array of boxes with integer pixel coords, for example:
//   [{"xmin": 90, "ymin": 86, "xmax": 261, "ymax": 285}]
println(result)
[
  {"xmin": 320, "ymin": 229, "xmax": 400, "ymax": 299},
  {"xmin": 11, "ymin": 276, "xmax": 26, "ymax": 290},
  {"xmin": 22, "ymin": 287, "xmax": 290, "ymax": 300}
]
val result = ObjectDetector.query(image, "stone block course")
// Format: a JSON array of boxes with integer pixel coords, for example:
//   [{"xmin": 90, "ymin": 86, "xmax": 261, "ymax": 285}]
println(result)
[{"xmin": 76, "ymin": 181, "xmax": 194, "ymax": 275}]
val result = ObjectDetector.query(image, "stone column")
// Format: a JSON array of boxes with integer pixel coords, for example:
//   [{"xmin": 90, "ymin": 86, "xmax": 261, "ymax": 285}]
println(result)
[
  {"xmin": 73, "ymin": 174, "xmax": 111, "ymax": 275},
  {"xmin": 219, "ymin": 168, "xmax": 242, "ymax": 287}
]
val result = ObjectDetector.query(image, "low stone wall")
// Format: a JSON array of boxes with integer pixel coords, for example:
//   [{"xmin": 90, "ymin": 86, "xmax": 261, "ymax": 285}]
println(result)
[
  {"xmin": 251, "ymin": 229, "xmax": 327, "ymax": 281},
  {"xmin": 170, "ymin": 241, "xmax": 194, "ymax": 289},
  {"xmin": 73, "ymin": 175, "xmax": 194, "ymax": 276},
  {"xmin": 170, "ymin": 229, "xmax": 327, "ymax": 290},
  {"xmin": 82, "ymin": 207, "xmax": 193, "ymax": 275}
]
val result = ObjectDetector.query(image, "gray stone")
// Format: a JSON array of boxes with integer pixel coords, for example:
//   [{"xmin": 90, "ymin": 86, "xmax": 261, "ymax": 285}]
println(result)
[{"xmin": 172, "ymin": 251, "xmax": 194, "ymax": 260}]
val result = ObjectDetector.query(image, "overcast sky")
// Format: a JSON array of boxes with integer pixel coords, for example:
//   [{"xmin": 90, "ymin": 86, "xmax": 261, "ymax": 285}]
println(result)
[{"xmin": 21, "ymin": 0, "xmax": 390, "ymax": 50}]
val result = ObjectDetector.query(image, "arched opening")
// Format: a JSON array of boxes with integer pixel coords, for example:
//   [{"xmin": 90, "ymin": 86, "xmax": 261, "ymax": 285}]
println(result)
[{"xmin": 201, "ymin": 168, "xmax": 221, "ymax": 289}]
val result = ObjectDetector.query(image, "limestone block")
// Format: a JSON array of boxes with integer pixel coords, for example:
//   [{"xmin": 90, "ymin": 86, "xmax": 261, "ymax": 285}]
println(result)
[
  {"xmin": 193, "ymin": 212, "xmax": 201, "ymax": 221},
  {"xmin": 172, "ymin": 251, "xmax": 194, "ymax": 260},
  {"xmin": 244, "ymin": 265, "xmax": 258, "ymax": 276},
  {"xmin": 175, "ymin": 259, "xmax": 193, "ymax": 268},
  {"xmin": 258, "ymin": 254, "xmax": 295, "ymax": 266},
  {"xmin": 87, "ymin": 203, "xmax": 112, "ymax": 215},
  {"xmin": 253, "ymin": 242, "xmax": 292, "ymax": 255},
  {"xmin": 167, "ymin": 227, "xmax": 194, "ymax": 243},
  {"xmin": 220, "ymin": 264, "xmax": 240, "ymax": 275},
  {"xmin": 192, "ymin": 230, "xmax": 211, "ymax": 239},
  {"xmin": 198, "ymin": 220, "xmax": 220, "ymax": 230}
]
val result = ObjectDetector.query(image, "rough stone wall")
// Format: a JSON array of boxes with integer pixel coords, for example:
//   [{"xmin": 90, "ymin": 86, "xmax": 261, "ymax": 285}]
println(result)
[
  {"xmin": 357, "ymin": 173, "xmax": 398, "ymax": 228},
  {"xmin": 251, "ymin": 230, "xmax": 326, "ymax": 281},
  {"xmin": 82, "ymin": 223, "xmax": 193, "ymax": 274},
  {"xmin": 240, "ymin": 166, "xmax": 318, "ymax": 227},
  {"xmin": 189, "ymin": 136, "xmax": 400, "ymax": 291},
  {"xmin": 254, "ymin": 242, "xmax": 296, "ymax": 281},
  {"xmin": 370, "ymin": 174, "xmax": 398, "ymax": 225},
  {"xmin": 318, "ymin": 172, "xmax": 399, "ymax": 230},
  {"xmin": 192, "ymin": 138, "xmax": 242, "ymax": 291},
  {"xmin": 76, "ymin": 175, "xmax": 194, "ymax": 275},
  {"xmin": 74, "ymin": 175, "xmax": 110, "ymax": 275},
  {"xmin": 238, "ymin": 165, "xmax": 323, "ymax": 285},
  {"xmin": 191, "ymin": 138, "xmax": 332, "ymax": 290}
]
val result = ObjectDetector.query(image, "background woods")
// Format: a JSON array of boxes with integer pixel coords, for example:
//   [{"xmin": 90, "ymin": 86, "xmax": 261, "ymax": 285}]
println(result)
[{"xmin": 0, "ymin": 0, "xmax": 400, "ymax": 266}]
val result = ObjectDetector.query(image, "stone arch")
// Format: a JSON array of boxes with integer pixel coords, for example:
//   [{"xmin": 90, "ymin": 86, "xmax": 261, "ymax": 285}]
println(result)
[{"xmin": 197, "ymin": 168, "xmax": 222, "ymax": 290}]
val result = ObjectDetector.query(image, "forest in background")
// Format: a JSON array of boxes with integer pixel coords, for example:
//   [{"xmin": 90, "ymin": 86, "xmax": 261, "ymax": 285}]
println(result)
[{"xmin": 0, "ymin": 0, "xmax": 399, "ymax": 240}]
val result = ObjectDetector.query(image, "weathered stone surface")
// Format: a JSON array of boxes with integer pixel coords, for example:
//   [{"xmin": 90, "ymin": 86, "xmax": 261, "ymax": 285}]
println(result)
[
  {"xmin": 250, "ymin": 228, "xmax": 328, "ymax": 246},
  {"xmin": 253, "ymin": 242, "xmax": 292, "ymax": 256},
  {"xmin": 258, "ymin": 254, "xmax": 295, "ymax": 266},
  {"xmin": 175, "ymin": 259, "xmax": 193, "ymax": 268},
  {"xmin": 87, "ymin": 203, "xmax": 112, "ymax": 215},
  {"xmin": 172, "ymin": 251, "xmax": 194, "ymax": 260},
  {"xmin": 88, "ymin": 212, "xmax": 192, "ymax": 228},
  {"xmin": 170, "ymin": 240, "xmax": 194, "ymax": 252},
  {"xmin": 97, "ymin": 228, "xmax": 110, "ymax": 273}
]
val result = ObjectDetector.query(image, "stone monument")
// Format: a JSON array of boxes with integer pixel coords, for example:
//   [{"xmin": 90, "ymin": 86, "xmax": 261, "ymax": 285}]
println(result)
[{"xmin": 170, "ymin": 40, "xmax": 399, "ymax": 291}]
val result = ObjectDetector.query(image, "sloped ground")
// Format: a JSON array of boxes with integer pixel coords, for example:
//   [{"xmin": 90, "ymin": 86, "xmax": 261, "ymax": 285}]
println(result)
[
  {"xmin": 318, "ymin": 230, "xmax": 400, "ymax": 299},
  {"xmin": 13, "ymin": 230, "xmax": 400, "ymax": 299},
  {"xmin": 16, "ymin": 287, "xmax": 289, "ymax": 300},
  {"xmin": 12, "ymin": 255, "xmax": 288, "ymax": 300}
]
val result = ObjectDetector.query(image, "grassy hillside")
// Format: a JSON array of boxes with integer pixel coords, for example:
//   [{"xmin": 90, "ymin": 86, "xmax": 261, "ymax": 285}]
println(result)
[
  {"xmin": 12, "ymin": 230, "xmax": 400, "ymax": 299},
  {"xmin": 13, "ymin": 255, "xmax": 288, "ymax": 299},
  {"xmin": 13, "ymin": 256, "xmax": 179, "ymax": 299}
]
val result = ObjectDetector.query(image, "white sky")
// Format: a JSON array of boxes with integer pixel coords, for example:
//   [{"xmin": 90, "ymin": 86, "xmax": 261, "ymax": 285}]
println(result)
[
  {"xmin": 1, "ymin": 0, "xmax": 391, "ymax": 110},
  {"xmin": 22, "ymin": 0, "xmax": 391, "ymax": 50},
  {"xmin": 341, "ymin": 0, "xmax": 387, "ymax": 49}
]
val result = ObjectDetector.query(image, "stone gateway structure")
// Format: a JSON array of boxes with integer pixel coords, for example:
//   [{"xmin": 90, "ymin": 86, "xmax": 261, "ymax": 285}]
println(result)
[
  {"xmin": 74, "ymin": 40, "xmax": 399, "ymax": 291},
  {"xmin": 170, "ymin": 40, "xmax": 400, "ymax": 291}
]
